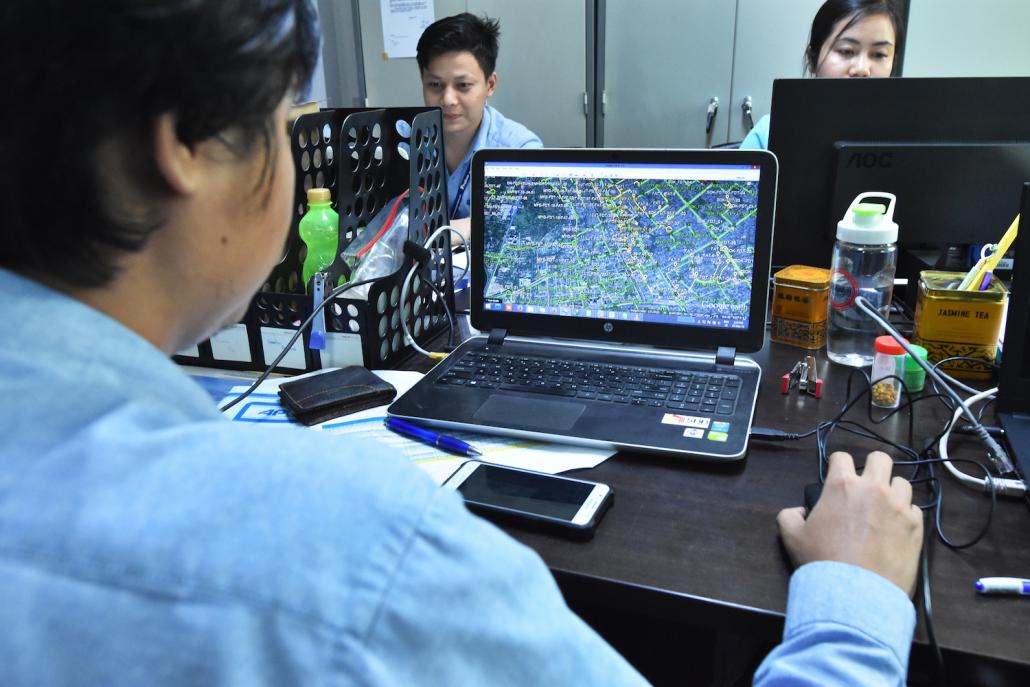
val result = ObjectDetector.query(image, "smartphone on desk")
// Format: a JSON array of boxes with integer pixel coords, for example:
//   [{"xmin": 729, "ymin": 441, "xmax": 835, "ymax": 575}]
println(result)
[{"xmin": 444, "ymin": 462, "xmax": 613, "ymax": 537}]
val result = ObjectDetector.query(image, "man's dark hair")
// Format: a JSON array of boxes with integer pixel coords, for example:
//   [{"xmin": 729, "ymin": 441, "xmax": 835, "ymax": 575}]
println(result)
[
  {"xmin": 805, "ymin": 0, "xmax": 906, "ymax": 76},
  {"xmin": 416, "ymin": 13, "xmax": 500, "ymax": 78},
  {"xmin": 0, "ymin": 0, "xmax": 319, "ymax": 289}
]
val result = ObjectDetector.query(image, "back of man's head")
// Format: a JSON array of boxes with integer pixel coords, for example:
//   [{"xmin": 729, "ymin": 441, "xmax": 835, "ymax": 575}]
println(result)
[
  {"xmin": 0, "ymin": 0, "xmax": 318, "ymax": 291},
  {"xmin": 416, "ymin": 13, "xmax": 500, "ymax": 78}
]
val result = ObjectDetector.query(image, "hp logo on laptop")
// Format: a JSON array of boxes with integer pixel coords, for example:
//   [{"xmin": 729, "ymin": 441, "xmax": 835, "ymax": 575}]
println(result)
[{"xmin": 603, "ymin": 322, "xmax": 614, "ymax": 333}]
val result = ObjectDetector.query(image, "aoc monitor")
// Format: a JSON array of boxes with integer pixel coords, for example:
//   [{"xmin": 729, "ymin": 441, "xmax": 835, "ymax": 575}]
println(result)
[{"xmin": 768, "ymin": 77, "xmax": 1030, "ymax": 272}]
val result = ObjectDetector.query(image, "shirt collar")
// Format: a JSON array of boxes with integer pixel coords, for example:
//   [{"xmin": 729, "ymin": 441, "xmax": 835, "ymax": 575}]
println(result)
[
  {"xmin": 0, "ymin": 268, "xmax": 221, "ymax": 420},
  {"xmin": 454, "ymin": 104, "xmax": 495, "ymax": 177}
]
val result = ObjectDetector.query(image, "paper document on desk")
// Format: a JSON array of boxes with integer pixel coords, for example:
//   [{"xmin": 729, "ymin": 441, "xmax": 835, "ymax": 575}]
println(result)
[
  {"xmin": 216, "ymin": 369, "xmax": 614, "ymax": 485},
  {"xmin": 319, "ymin": 415, "xmax": 613, "ymax": 485}
]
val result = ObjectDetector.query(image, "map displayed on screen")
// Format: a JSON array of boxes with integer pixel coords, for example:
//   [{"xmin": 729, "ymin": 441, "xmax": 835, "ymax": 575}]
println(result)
[{"xmin": 481, "ymin": 164, "xmax": 759, "ymax": 330}]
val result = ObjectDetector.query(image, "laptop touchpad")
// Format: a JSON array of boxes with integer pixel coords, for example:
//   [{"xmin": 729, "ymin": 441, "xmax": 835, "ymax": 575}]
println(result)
[{"xmin": 474, "ymin": 395, "xmax": 585, "ymax": 431}]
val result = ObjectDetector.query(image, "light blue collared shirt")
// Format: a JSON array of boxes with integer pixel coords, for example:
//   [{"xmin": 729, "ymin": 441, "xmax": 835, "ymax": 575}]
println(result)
[
  {"xmin": 740, "ymin": 113, "xmax": 771, "ymax": 150},
  {"xmin": 0, "ymin": 268, "xmax": 914, "ymax": 685},
  {"xmin": 447, "ymin": 104, "xmax": 542, "ymax": 220},
  {"xmin": 0, "ymin": 268, "xmax": 642, "ymax": 685},
  {"xmin": 755, "ymin": 561, "xmax": 916, "ymax": 686}
]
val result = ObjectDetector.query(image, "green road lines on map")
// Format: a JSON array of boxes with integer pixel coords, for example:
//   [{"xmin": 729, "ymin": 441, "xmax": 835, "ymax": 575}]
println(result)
[
  {"xmin": 719, "ymin": 208, "xmax": 757, "ymax": 227},
  {"xmin": 686, "ymin": 204, "xmax": 729, "ymax": 242},
  {"xmin": 682, "ymin": 184, "xmax": 714, "ymax": 208},
  {"xmin": 718, "ymin": 244, "xmax": 745, "ymax": 279}
]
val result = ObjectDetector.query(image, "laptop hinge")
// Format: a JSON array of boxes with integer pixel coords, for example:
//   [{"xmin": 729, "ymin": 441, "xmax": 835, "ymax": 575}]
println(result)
[
  {"xmin": 487, "ymin": 328, "xmax": 508, "ymax": 346},
  {"xmin": 716, "ymin": 346, "xmax": 736, "ymax": 367}
]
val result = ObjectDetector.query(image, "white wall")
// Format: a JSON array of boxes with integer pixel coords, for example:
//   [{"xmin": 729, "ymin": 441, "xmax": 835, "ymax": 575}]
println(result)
[{"xmin": 904, "ymin": 0, "xmax": 1030, "ymax": 76}]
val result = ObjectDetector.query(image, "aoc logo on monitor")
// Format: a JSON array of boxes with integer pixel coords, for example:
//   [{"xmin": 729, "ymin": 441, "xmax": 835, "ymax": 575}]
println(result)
[{"xmin": 845, "ymin": 151, "xmax": 894, "ymax": 169}]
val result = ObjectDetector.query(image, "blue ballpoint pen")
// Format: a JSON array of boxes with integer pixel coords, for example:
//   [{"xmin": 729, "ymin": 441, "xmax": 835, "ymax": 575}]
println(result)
[{"xmin": 384, "ymin": 417, "xmax": 483, "ymax": 456}]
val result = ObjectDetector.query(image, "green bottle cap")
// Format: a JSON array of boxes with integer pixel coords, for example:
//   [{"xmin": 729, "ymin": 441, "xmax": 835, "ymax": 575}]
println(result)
[
  {"xmin": 853, "ymin": 202, "xmax": 885, "ymax": 216},
  {"xmin": 903, "ymin": 344, "xmax": 929, "ymax": 393}
]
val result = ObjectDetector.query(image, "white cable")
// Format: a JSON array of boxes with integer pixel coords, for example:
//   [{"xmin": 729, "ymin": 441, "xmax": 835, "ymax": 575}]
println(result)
[
  {"xmin": 937, "ymin": 387, "xmax": 1027, "ymax": 496},
  {"xmin": 399, "ymin": 224, "xmax": 469, "ymax": 358},
  {"xmin": 854, "ymin": 296, "xmax": 1015, "ymax": 474}
]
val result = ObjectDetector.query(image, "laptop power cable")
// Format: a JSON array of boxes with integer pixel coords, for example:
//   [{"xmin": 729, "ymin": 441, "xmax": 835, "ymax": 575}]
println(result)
[{"xmin": 399, "ymin": 225, "xmax": 469, "ymax": 361}]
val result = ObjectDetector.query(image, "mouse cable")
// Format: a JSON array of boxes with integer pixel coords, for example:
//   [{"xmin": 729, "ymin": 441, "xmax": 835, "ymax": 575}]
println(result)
[
  {"xmin": 399, "ymin": 225, "xmax": 469, "ymax": 360},
  {"xmin": 755, "ymin": 372, "xmax": 1000, "ymax": 536},
  {"xmin": 855, "ymin": 297, "xmax": 1013, "ymax": 475},
  {"xmin": 918, "ymin": 512, "xmax": 944, "ymax": 686},
  {"xmin": 218, "ymin": 277, "xmax": 380, "ymax": 413}
]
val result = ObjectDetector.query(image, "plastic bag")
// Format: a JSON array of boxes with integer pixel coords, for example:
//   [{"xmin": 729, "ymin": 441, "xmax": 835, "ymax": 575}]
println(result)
[{"xmin": 343, "ymin": 190, "xmax": 410, "ymax": 299}]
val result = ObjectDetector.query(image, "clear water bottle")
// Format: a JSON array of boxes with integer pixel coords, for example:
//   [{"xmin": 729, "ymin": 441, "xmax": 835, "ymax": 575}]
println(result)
[{"xmin": 826, "ymin": 192, "xmax": 898, "ymax": 367}]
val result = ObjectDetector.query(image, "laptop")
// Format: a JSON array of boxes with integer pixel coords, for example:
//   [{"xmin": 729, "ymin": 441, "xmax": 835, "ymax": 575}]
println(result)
[
  {"xmin": 996, "ymin": 182, "xmax": 1030, "ymax": 488},
  {"xmin": 389, "ymin": 148, "xmax": 777, "ymax": 461}
]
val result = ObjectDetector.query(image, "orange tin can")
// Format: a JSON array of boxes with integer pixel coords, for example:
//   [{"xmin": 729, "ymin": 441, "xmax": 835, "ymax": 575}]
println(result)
[{"xmin": 771, "ymin": 265, "xmax": 832, "ymax": 349}]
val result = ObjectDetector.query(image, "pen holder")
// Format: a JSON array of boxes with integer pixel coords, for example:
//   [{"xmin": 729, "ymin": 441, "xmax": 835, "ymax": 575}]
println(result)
[{"xmin": 912, "ymin": 270, "xmax": 1008, "ymax": 380}]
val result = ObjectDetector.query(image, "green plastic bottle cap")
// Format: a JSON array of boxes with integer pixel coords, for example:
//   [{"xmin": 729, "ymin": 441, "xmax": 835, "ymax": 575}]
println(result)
[
  {"xmin": 903, "ymin": 344, "xmax": 929, "ymax": 393},
  {"xmin": 853, "ymin": 203, "xmax": 886, "ymax": 217},
  {"xmin": 306, "ymin": 187, "xmax": 331, "ymax": 203}
]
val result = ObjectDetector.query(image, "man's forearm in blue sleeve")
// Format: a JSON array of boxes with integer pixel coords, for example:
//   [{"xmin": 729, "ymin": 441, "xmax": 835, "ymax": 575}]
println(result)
[{"xmin": 754, "ymin": 561, "xmax": 917, "ymax": 687}]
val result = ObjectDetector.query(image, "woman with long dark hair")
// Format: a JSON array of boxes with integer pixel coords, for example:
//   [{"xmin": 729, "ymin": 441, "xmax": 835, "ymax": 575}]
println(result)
[{"xmin": 741, "ymin": 0, "xmax": 907, "ymax": 149}]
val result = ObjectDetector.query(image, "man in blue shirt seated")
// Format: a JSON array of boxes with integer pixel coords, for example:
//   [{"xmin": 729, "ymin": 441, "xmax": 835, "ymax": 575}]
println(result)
[
  {"xmin": 0, "ymin": 1, "xmax": 922, "ymax": 684},
  {"xmin": 416, "ymin": 13, "xmax": 543, "ymax": 235}
]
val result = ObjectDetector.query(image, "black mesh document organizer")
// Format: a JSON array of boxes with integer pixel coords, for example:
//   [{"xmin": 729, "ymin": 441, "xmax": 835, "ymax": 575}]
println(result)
[{"xmin": 174, "ymin": 107, "xmax": 454, "ymax": 374}]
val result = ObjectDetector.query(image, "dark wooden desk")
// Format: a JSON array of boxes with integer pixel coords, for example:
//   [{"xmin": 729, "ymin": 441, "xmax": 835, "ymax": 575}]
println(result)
[{"xmin": 415, "ymin": 336, "xmax": 1030, "ymax": 685}]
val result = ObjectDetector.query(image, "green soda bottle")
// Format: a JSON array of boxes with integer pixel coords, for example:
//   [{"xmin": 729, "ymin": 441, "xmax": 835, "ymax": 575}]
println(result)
[{"xmin": 299, "ymin": 187, "xmax": 339, "ymax": 292}]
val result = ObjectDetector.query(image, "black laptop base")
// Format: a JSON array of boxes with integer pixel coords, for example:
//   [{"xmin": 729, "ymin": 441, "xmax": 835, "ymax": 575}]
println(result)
[{"xmin": 389, "ymin": 336, "xmax": 761, "ymax": 461}]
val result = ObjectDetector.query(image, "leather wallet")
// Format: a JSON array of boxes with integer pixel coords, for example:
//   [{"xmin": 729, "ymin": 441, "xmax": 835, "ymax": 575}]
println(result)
[{"xmin": 278, "ymin": 366, "xmax": 396, "ymax": 426}]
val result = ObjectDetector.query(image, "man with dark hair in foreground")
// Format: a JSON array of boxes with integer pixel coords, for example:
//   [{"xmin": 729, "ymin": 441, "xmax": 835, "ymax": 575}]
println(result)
[{"xmin": 0, "ymin": 2, "xmax": 921, "ymax": 684}]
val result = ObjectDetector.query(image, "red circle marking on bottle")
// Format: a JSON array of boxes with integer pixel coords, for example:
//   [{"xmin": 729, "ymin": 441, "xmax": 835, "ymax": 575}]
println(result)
[{"xmin": 829, "ymin": 268, "xmax": 858, "ymax": 311}]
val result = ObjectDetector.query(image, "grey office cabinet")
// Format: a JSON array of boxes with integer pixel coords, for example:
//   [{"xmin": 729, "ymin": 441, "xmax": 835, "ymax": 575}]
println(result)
[
  {"xmin": 356, "ymin": 0, "xmax": 465, "ymax": 108},
  {"xmin": 471, "ymin": 0, "xmax": 589, "ymax": 147},
  {"xmin": 318, "ymin": 0, "xmax": 365, "ymax": 107},
  {"xmin": 599, "ymin": 0, "xmax": 736, "ymax": 148},
  {"xmin": 727, "ymin": 0, "xmax": 825, "ymax": 143},
  {"xmin": 355, "ymin": 0, "xmax": 589, "ymax": 147},
  {"xmin": 599, "ymin": 0, "xmax": 828, "ymax": 147}
]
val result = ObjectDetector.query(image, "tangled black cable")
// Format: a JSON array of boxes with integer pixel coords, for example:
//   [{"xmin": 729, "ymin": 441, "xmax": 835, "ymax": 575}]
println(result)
[{"xmin": 759, "ymin": 364, "xmax": 1004, "ymax": 685}]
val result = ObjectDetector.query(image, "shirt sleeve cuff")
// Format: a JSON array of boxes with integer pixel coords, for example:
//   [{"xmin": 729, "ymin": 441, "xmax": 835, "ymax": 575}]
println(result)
[{"xmin": 785, "ymin": 561, "xmax": 917, "ymax": 663}]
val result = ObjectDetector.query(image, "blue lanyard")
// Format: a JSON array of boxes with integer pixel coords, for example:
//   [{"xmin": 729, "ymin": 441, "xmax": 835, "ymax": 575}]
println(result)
[{"xmin": 450, "ymin": 162, "xmax": 472, "ymax": 219}]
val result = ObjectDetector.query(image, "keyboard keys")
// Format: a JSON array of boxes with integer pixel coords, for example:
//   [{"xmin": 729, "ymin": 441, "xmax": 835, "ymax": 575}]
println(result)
[{"xmin": 437, "ymin": 351, "xmax": 744, "ymax": 410}]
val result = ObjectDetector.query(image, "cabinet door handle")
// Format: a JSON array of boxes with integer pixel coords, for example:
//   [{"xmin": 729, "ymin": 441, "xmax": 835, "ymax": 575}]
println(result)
[
  {"xmin": 706, "ymin": 97, "xmax": 719, "ymax": 135},
  {"xmin": 741, "ymin": 96, "xmax": 754, "ymax": 132}
]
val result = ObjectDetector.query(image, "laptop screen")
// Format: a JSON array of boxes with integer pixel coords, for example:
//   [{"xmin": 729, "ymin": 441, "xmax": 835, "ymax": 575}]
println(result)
[
  {"xmin": 469, "ymin": 148, "xmax": 777, "ymax": 353},
  {"xmin": 480, "ymin": 160, "xmax": 760, "ymax": 331}
]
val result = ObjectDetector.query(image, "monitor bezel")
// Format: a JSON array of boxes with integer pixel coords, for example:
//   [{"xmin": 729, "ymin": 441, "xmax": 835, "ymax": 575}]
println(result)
[
  {"xmin": 997, "ymin": 182, "xmax": 1030, "ymax": 413},
  {"xmin": 768, "ymin": 76, "xmax": 1030, "ymax": 271},
  {"xmin": 469, "ymin": 147, "xmax": 778, "ymax": 354}
]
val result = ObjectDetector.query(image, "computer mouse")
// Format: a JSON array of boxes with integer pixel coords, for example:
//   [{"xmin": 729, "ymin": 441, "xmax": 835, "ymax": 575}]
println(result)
[{"xmin": 803, "ymin": 482, "xmax": 823, "ymax": 514}]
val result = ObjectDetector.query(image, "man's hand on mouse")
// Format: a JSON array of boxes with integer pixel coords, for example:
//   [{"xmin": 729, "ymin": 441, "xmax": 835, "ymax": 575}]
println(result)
[{"xmin": 777, "ymin": 450, "xmax": 924, "ymax": 597}]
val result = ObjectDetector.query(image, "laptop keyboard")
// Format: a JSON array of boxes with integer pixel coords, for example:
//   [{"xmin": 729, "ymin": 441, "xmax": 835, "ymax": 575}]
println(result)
[{"xmin": 437, "ymin": 351, "xmax": 742, "ymax": 415}]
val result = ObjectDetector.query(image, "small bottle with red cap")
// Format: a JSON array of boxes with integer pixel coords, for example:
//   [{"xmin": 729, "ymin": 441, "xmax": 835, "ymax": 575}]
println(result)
[{"xmin": 870, "ymin": 335, "xmax": 907, "ymax": 408}]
